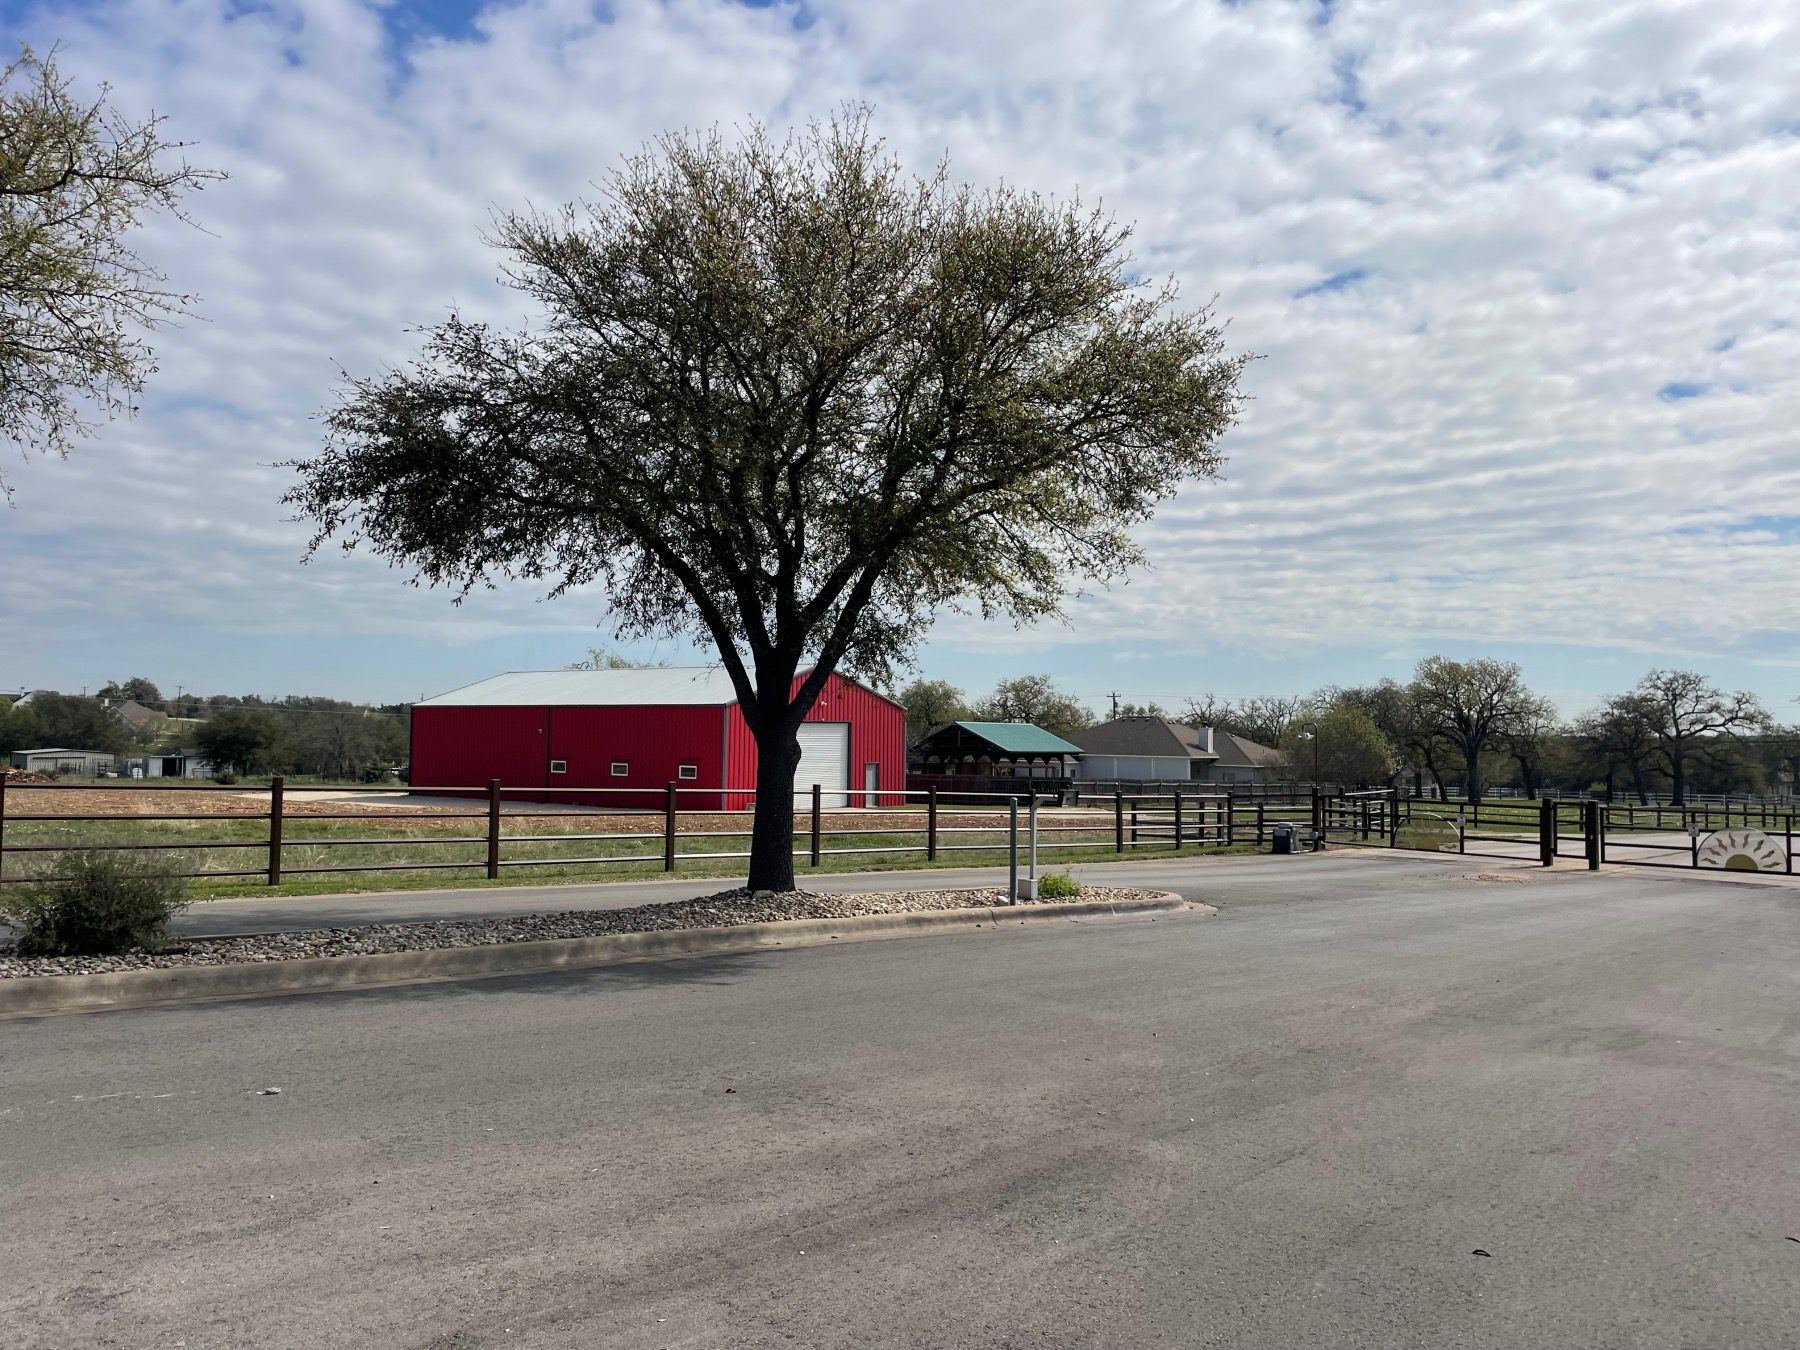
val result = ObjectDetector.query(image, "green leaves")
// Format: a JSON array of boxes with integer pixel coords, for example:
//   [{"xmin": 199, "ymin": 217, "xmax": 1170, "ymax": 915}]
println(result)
[
  {"xmin": 288, "ymin": 107, "xmax": 1247, "ymax": 726},
  {"xmin": 0, "ymin": 46, "xmax": 223, "ymax": 497}
]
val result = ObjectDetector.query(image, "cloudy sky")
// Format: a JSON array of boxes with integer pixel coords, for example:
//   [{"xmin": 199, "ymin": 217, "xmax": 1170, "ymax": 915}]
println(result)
[{"xmin": 2, "ymin": 0, "xmax": 1796, "ymax": 718}]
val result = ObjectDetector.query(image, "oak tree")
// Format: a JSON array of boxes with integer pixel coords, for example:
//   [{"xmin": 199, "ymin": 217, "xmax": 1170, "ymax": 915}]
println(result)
[{"xmin": 287, "ymin": 110, "xmax": 1246, "ymax": 890}]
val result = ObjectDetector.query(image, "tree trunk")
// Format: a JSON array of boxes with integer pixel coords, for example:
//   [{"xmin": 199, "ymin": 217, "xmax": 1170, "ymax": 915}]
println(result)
[
  {"xmin": 1463, "ymin": 744, "xmax": 1482, "ymax": 805},
  {"xmin": 1670, "ymin": 753, "xmax": 1686, "ymax": 807},
  {"xmin": 1603, "ymin": 768, "xmax": 1615, "ymax": 802},
  {"xmin": 746, "ymin": 725, "xmax": 803, "ymax": 892}
]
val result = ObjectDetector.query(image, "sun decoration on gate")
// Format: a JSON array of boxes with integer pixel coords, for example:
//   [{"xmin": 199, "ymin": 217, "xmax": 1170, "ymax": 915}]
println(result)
[{"xmin": 1695, "ymin": 829, "xmax": 1786, "ymax": 872}]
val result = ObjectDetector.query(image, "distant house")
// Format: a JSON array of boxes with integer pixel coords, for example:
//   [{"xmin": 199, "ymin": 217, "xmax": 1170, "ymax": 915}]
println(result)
[
  {"xmin": 10, "ymin": 747, "xmax": 117, "ymax": 777},
  {"xmin": 109, "ymin": 699, "xmax": 167, "ymax": 737},
  {"xmin": 1069, "ymin": 717, "xmax": 1283, "ymax": 786},
  {"xmin": 910, "ymin": 721, "xmax": 1085, "ymax": 781}
]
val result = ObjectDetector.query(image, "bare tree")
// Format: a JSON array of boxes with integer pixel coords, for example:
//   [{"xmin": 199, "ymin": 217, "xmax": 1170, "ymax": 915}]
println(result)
[
  {"xmin": 286, "ymin": 110, "xmax": 1247, "ymax": 891},
  {"xmin": 0, "ymin": 46, "xmax": 224, "ymax": 496}
]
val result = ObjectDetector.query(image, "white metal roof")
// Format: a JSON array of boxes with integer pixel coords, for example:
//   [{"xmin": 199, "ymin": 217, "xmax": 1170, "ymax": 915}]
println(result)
[{"xmin": 416, "ymin": 668, "xmax": 745, "ymax": 708}]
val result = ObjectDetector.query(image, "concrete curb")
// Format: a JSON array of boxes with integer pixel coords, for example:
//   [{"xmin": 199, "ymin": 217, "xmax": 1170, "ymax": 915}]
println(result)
[{"xmin": 0, "ymin": 894, "xmax": 1201, "ymax": 1018}]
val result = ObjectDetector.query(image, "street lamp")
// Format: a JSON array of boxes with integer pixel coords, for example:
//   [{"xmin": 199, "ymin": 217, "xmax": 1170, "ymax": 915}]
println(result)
[{"xmin": 1298, "ymin": 720, "xmax": 1320, "ymax": 785}]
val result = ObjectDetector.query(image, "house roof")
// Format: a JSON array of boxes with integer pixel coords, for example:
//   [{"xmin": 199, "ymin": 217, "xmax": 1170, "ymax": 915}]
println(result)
[
  {"xmin": 945, "ymin": 721, "xmax": 1085, "ymax": 756},
  {"xmin": 418, "ymin": 668, "xmax": 744, "ymax": 708},
  {"xmin": 1213, "ymin": 730, "xmax": 1284, "ymax": 769},
  {"xmin": 16, "ymin": 747, "xmax": 104, "ymax": 756},
  {"xmin": 1068, "ymin": 717, "xmax": 1218, "ymax": 761}
]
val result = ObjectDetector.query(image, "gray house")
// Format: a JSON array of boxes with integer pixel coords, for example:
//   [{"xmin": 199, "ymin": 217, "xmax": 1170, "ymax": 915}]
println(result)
[{"xmin": 1069, "ymin": 717, "xmax": 1283, "ymax": 786}]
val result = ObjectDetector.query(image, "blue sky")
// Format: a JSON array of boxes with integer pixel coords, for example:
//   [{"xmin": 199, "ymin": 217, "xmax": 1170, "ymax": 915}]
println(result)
[{"xmin": 3, "ymin": 0, "xmax": 1798, "ymax": 721}]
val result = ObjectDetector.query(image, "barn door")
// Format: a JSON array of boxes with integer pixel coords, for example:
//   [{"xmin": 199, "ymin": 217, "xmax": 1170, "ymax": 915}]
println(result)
[{"xmin": 795, "ymin": 723, "xmax": 851, "ymax": 807}]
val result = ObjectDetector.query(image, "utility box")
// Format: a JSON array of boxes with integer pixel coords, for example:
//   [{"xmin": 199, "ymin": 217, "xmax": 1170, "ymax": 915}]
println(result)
[
  {"xmin": 1272, "ymin": 823, "xmax": 1296, "ymax": 855},
  {"xmin": 1015, "ymin": 877, "xmax": 1040, "ymax": 900}
]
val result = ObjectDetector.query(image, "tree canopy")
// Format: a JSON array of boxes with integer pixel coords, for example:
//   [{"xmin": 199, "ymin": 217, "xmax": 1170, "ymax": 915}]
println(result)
[
  {"xmin": 287, "ymin": 109, "xmax": 1245, "ymax": 889},
  {"xmin": 969, "ymin": 674, "xmax": 1094, "ymax": 738},
  {"xmin": 0, "ymin": 46, "xmax": 223, "ymax": 497}
]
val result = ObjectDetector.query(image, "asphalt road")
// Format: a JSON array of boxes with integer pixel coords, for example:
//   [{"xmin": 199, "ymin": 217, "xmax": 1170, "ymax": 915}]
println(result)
[
  {"xmin": 174, "ymin": 849, "xmax": 1499, "ymax": 935},
  {"xmin": 6, "ymin": 856, "xmax": 1800, "ymax": 1348}
]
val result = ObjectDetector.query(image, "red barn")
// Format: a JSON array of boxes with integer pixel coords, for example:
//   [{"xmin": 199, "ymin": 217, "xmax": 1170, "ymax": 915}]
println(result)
[{"xmin": 409, "ymin": 668, "xmax": 906, "ymax": 809}]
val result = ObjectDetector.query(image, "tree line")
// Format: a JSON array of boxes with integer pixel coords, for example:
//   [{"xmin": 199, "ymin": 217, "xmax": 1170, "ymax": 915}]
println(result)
[
  {"xmin": 1, "ymin": 678, "xmax": 408, "ymax": 781},
  {"xmin": 895, "ymin": 661, "xmax": 1796, "ymax": 805}
]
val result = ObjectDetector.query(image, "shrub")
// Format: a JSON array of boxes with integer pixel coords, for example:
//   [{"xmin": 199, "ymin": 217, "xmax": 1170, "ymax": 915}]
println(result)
[
  {"xmin": 0, "ymin": 851, "xmax": 191, "ymax": 956},
  {"xmin": 212, "ymin": 770, "xmax": 238, "ymax": 785},
  {"xmin": 1037, "ymin": 869, "xmax": 1082, "ymax": 899}
]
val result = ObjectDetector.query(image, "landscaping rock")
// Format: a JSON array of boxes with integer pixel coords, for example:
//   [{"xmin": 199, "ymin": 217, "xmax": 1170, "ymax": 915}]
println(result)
[{"xmin": 0, "ymin": 884, "xmax": 1165, "ymax": 980}]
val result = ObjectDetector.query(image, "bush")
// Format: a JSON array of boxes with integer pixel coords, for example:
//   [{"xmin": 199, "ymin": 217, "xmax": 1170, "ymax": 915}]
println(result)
[
  {"xmin": 211, "ymin": 770, "xmax": 238, "ymax": 785},
  {"xmin": 1037, "ymin": 869, "xmax": 1082, "ymax": 899},
  {"xmin": 0, "ymin": 851, "xmax": 191, "ymax": 956}
]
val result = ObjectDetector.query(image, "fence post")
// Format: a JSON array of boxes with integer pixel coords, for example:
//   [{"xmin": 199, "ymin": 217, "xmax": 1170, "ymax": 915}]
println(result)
[
  {"xmin": 811, "ymin": 783, "xmax": 822, "ymax": 868},
  {"xmin": 664, "ymin": 782, "xmax": 677, "ymax": 872},
  {"xmin": 1584, "ymin": 800, "xmax": 1600, "ymax": 871},
  {"xmin": 1787, "ymin": 814, "xmax": 1793, "ymax": 876},
  {"xmin": 1225, "ymin": 798, "xmax": 1235, "ymax": 848},
  {"xmin": 927, "ymin": 786, "xmax": 938, "ymax": 862},
  {"xmin": 1256, "ymin": 801, "xmax": 1265, "ymax": 847},
  {"xmin": 0, "ymin": 774, "xmax": 9, "ymax": 884},
  {"xmin": 1114, "ymin": 791, "xmax": 1124, "ymax": 853},
  {"xmin": 1173, "ymin": 790, "xmax": 1184, "ymax": 851},
  {"xmin": 1458, "ymin": 808, "xmax": 1467, "ymax": 855},
  {"xmin": 487, "ymin": 778, "xmax": 502, "ymax": 879},
  {"xmin": 267, "ymin": 775, "xmax": 285, "ymax": 886},
  {"xmin": 1310, "ymin": 787, "xmax": 1322, "ymax": 837},
  {"xmin": 1008, "ymin": 796, "xmax": 1019, "ymax": 904},
  {"xmin": 1538, "ymin": 797, "xmax": 1554, "ymax": 867},
  {"xmin": 1389, "ymin": 789, "xmax": 1400, "ymax": 848}
]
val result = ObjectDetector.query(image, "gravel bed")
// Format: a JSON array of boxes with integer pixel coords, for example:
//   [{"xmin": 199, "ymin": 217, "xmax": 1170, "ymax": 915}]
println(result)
[{"xmin": 0, "ymin": 885, "xmax": 1170, "ymax": 979}]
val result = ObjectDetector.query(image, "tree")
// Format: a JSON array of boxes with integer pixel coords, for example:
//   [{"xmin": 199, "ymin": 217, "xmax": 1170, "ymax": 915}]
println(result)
[
  {"xmin": 97, "ymin": 676, "xmax": 161, "ymax": 704},
  {"xmin": 970, "ymin": 675, "xmax": 1094, "ymax": 738},
  {"xmin": 21, "ymin": 691, "xmax": 130, "ymax": 755},
  {"xmin": 1408, "ymin": 657, "xmax": 1538, "ymax": 802},
  {"xmin": 286, "ymin": 110, "xmax": 1245, "ymax": 890},
  {"xmin": 1115, "ymin": 700, "xmax": 1168, "ymax": 719},
  {"xmin": 1279, "ymin": 704, "xmax": 1393, "ymax": 786},
  {"xmin": 567, "ymin": 647, "xmax": 667, "ymax": 670},
  {"xmin": 1178, "ymin": 693, "xmax": 1309, "ymax": 745},
  {"xmin": 1500, "ymin": 695, "xmax": 1562, "ymax": 799},
  {"xmin": 0, "ymin": 47, "xmax": 224, "ymax": 497},
  {"xmin": 195, "ymin": 708, "xmax": 285, "ymax": 777},
  {"xmin": 1576, "ymin": 695, "xmax": 1661, "ymax": 803},
  {"xmin": 1631, "ymin": 670, "xmax": 1768, "ymax": 806},
  {"xmin": 894, "ymin": 678, "xmax": 968, "ymax": 739},
  {"xmin": 0, "ymin": 696, "xmax": 38, "ymax": 758}
]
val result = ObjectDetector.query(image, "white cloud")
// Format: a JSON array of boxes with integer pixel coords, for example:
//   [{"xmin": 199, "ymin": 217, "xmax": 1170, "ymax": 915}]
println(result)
[{"xmin": 2, "ymin": 0, "xmax": 1797, "ymax": 706}]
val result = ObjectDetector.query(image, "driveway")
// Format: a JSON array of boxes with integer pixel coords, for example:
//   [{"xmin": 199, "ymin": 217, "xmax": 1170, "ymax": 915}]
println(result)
[{"xmin": 6, "ymin": 855, "xmax": 1799, "ymax": 1347}]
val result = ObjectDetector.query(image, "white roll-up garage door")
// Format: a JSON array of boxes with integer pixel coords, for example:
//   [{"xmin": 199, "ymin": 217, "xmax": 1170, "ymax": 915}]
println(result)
[{"xmin": 794, "ymin": 723, "xmax": 851, "ymax": 807}]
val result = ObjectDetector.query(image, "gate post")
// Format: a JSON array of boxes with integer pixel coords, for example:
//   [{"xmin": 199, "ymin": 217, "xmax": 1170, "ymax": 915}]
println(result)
[
  {"xmin": 1173, "ymin": 790, "xmax": 1184, "ymax": 851},
  {"xmin": 0, "ymin": 774, "xmax": 9, "ymax": 884},
  {"xmin": 664, "ymin": 782, "xmax": 678, "ymax": 872},
  {"xmin": 811, "ymin": 783, "xmax": 822, "ymax": 867},
  {"xmin": 926, "ymin": 786, "xmax": 938, "ymax": 862},
  {"xmin": 1583, "ymin": 799, "xmax": 1601, "ymax": 871},
  {"xmin": 1113, "ymin": 791, "xmax": 1124, "ymax": 853},
  {"xmin": 1538, "ymin": 797, "xmax": 1555, "ymax": 867}
]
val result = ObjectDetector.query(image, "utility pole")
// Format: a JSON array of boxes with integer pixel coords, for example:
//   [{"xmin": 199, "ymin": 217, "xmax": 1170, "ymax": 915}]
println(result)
[{"xmin": 1109, "ymin": 691, "xmax": 1120, "ymax": 718}]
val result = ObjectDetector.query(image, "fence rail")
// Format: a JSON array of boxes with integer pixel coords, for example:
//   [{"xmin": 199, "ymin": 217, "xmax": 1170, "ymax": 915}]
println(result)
[
  {"xmin": 0, "ymin": 778, "xmax": 1317, "ymax": 888},
  {"xmin": 4, "ymin": 778, "xmax": 1792, "ymax": 890}
]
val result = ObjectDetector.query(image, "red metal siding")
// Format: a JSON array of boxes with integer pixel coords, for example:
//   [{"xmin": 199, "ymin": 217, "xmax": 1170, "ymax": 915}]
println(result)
[
  {"xmin": 724, "ymin": 672, "xmax": 907, "ymax": 810},
  {"xmin": 415, "ymin": 671, "xmax": 906, "ymax": 814},
  {"xmin": 410, "ymin": 705, "xmax": 548, "ymax": 795},
  {"xmin": 546, "ymin": 706, "xmax": 725, "ymax": 810}
]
